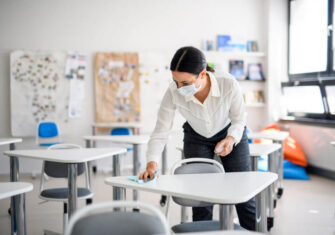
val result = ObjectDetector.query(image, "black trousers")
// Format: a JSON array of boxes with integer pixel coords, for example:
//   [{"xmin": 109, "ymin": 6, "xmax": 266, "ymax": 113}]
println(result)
[{"xmin": 183, "ymin": 122, "xmax": 256, "ymax": 231}]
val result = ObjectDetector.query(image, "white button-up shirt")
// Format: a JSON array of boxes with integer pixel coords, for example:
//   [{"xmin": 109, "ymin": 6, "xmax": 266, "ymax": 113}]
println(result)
[{"xmin": 146, "ymin": 71, "xmax": 246, "ymax": 163}]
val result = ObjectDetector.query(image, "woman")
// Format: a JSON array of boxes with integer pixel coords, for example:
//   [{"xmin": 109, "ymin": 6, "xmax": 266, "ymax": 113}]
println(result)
[{"xmin": 139, "ymin": 46, "xmax": 255, "ymax": 230}]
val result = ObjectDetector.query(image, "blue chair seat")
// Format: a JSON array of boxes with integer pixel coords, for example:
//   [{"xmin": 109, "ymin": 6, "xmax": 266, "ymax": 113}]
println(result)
[
  {"xmin": 39, "ymin": 142, "xmax": 63, "ymax": 147},
  {"xmin": 41, "ymin": 187, "xmax": 92, "ymax": 200},
  {"xmin": 172, "ymin": 220, "xmax": 245, "ymax": 233}
]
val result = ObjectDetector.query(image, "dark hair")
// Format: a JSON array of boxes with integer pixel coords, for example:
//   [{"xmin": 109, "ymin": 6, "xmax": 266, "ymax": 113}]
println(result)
[{"xmin": 170, "ymin": 46, "xmax": 215, "ymax": 74}]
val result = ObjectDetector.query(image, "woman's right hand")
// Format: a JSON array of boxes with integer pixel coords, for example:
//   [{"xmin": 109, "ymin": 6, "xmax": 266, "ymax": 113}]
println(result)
[{"xmin": 139, "ymin": 161, "xmax": 158, "ymax": 182}]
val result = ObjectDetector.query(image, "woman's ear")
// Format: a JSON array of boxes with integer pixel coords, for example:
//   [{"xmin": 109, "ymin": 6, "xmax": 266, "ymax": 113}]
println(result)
[{"xmin": 200, "ymin": 69, "xmax": 207, "ymax": 79}]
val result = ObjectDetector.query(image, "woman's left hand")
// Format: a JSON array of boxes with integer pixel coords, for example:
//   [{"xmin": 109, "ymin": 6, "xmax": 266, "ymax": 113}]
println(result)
[{"xmin": 214, "ymin": 136, "xmax": 236, "ymax": 157}]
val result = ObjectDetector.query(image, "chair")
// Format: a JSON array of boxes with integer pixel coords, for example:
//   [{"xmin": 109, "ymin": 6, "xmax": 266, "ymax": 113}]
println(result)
[
  {"xmin": 165, "ymin": 158, "xmax": 243, "ymax": 233},
  {"xmin": 39, "ymin": 144, "xmax": 93, "ymax": 235},
  {"xmin": 111, "ymin": 128, "xmax": 133, "ymax": 152},
  {"xmin": 36, "ymin": 122, "xmax": 62, "ymax": 147},
  {"xmin": 64, "ymin": 201, "xmax": 170, "ymax": 235}
]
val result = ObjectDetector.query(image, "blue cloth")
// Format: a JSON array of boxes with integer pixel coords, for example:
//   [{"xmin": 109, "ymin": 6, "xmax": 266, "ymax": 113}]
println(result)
[{"xmin": 128, "ymin": 171, "xmax": 159, "ymax": 184}]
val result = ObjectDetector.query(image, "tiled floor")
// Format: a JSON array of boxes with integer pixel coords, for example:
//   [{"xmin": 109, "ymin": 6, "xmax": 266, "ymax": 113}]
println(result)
[{"xmin": 0, "ymin": 172, "xmax": 334, "ymax": 235}]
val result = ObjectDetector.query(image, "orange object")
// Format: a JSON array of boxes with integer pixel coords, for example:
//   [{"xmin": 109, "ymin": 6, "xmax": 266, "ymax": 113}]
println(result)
[{"xmin": 253, "ymin": 123, "xmax": 307, "ymax": 167}]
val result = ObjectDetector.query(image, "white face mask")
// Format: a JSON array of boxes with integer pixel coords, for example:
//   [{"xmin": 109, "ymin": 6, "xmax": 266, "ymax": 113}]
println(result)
[{"xmin": 177, "ymin": 75, "xmax": 202, "ymax": 97}]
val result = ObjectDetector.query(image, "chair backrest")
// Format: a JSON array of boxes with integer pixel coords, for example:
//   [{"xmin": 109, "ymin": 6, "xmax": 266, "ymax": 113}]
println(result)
[
  {"xmin": 65, "ymin": 201, "xmax": 170, "ymax": 235},
  {"xmin": 38, "ymin": 122, "xmax": 59, "ymax": 138},
  {"xmin": 44, "ymin": 144, "xmax": 85, "ymax": 178},
  {"xmin": 171, "ymin": 158, "xmax": 224, "ymax": 207},
  {"xmin": 111, "ymin": 128, "xmax": 131, "ymax": 136}
]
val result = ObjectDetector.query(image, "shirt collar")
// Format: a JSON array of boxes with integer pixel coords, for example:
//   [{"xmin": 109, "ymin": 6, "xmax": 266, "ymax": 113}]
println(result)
[{"xmin": 184, "ymin": 72, "xmax": 221, "ymax": 102}]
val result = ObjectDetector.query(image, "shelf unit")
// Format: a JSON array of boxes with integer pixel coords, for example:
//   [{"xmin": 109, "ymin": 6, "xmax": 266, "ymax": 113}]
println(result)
[{"xmin": 204, "ymin": 50, "xmax": 268, "ymax": 131}]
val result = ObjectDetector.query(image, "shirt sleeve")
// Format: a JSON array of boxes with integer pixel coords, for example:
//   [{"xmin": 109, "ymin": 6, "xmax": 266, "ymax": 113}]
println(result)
[
  {"xmin": 146, "ymin": 88, "xmax": 176, "ymax": 163},
  {"xmin": 227, "ymin": 79, "xmax": 247, "ymax": 145}
]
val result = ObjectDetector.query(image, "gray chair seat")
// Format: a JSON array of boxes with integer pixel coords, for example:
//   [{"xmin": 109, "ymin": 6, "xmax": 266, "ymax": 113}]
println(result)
[
  {"xmin": 41, "ymin": 187, "xmax": 92, "ymax": 199},
  {"xmin": 172, "ymin": 220, "xmax": 246, "ymax": 233},
  {"xmin": 71, "ymin": 212, "xmax": 166, "ymax": 235}
]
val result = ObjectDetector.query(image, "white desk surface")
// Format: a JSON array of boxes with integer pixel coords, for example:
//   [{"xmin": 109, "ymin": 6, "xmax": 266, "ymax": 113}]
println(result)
[
  {"xmin": 93, "ymin": 122, "xmax": 142, "ymax": 128},
  {"xmin": 0, "ymin": 182, "xmax": 33, "ymax": 200},
  {"xmin": 249, "ymin": 144, "xmax": 281, "ymax": 157},
  {"xmin": 83, "ymin": 135, "xmax": 149, "ymax": 144},
  {"xmin": 4, "ymin": 148, "xmax": 127, "ymax": 163},
  {"xmin": 0, "ymin": 138, "xmax": 22, "ymax": 146},
  {"xmin": 331, "ymin": 141, "xmax": 335, "ymax": 147},
  {"xmin": 248, "ymin": 131, "xmax": 289, "ymax": 141},
  {"xmin": 176, "ymin": 231, "xmax": 264, "ymax": 235},
  {"xmin": 105, "ymin": 172, "xmax": 277, "ymax": 204}
]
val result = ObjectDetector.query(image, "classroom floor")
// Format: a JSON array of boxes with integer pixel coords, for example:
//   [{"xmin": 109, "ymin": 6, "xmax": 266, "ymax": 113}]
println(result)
[{"xmin": 0, "ymin": 171, "xmax": 334, "ymax": 235}]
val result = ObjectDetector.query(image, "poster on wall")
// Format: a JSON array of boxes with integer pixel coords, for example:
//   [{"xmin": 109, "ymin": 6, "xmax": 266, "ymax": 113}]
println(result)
[
  {"xmin": 94, "ymin": 52, "xmax": 140, "ymax": 123},
  {"xmin": 65, "ymin": 51, "xmax": 87, "ymax": 118},
  {"xmin": 10, "ymin": 50, "xmax": 86, "ymax": 137}
]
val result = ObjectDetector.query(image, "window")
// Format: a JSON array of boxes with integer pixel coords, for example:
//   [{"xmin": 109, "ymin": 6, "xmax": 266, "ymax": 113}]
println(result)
[
  {"xmin": 289, "ymin": 0, "xmax": 328, "ymax": 75},
  {"xmin": 284, "ymin": 1, "xmax": 335, "ymax": 124},
  {"xmin": 282, "ymin": 86, "xmax": 325, "ymax": 114},
  {"xmin": 288, "ymin": 0, "xmax": 334, "ymax": 79},
  {"xmin": 281, "ymin": 80, "xmax": 335, "ymax": 123}
]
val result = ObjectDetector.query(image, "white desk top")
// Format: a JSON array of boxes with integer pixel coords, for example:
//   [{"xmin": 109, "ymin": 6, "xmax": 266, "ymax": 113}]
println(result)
[
  {"xmin": 248, "ymin": 131, "xmax": 289, "ymax": 141},
  {"xmin": 83, "ymin": 135, "xmax": 150, "ymax": 144},
  {"xmin": 249, "ymin": 144, "xmax": 281, "ymax": 157},
  {"xmin": 4, "ymin": 148, "xmax": 127, "ymax": 163},
  {"xmin": 0, "ymin": 138, "xmax": 22, "ymax": 146},
  {"xmin": 331, "ymin": 141, "xmax": 335, "ymax": 147},
  {"xmin": 93, "ymin": 122, "xmax": 142, "ymax": 128},
  {"xmin": 177, "ymin": 231, "xmax": 264, "ymax": 235},
  {"xmin": 105, "ymin": 172, "xmax": 277, "ymax": 204},
  {"xmin": 0, "ymin": 182, "xmax": 33, "ymax": 200}
]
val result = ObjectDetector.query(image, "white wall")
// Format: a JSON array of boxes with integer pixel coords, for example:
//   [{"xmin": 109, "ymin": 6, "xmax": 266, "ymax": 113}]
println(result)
[{"xmin": 0, "ymin": 0, "xmax": 267, "ymax": 174}]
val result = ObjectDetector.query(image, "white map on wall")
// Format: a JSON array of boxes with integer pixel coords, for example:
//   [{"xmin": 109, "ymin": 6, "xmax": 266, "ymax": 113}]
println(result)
[
  {"xmin": 10, "ymin": 50, "xmax": 70, "ymax": 137},
  {"xmin": 139, "ymin": 52, "xmax": 185, "ymax": 133}
]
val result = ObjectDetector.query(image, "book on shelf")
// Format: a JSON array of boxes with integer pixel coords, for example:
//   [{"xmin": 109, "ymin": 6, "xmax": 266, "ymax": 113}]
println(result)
[
  {"xmin": 243, "ymin": 90, "xmax": 265, "ymax": 105},
  {"xmin": 247, "ymin": 63, "xmax": 265, "ymax": 81},
  {"xmin": 217, "ymin": 35, "xmax": 232, "ymax": 51},
  {"xmin": 229, "ymin": 60, "xmax": 245, "ymax": 80},
  {"xmin": 246, "ymin": 41, "xmax": 258, "ymax": 52}
]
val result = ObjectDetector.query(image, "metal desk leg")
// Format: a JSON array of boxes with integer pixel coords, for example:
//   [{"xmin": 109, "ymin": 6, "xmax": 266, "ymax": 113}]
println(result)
[
  {"xmin": 85, "ymin": 140, "xmax": 91, "ymax": 148},
  {"xmin": 162, "ymin": 145, "xmax": 168, "ymax": 175},
  {"xmin": 68, "ymin": 164, "xmax": 78, "ymax": 219},
  {"xmin": 255, "ymin": 189, "xmax": 267, "ymax": 232},
  {"xmin": 180, "ymin": 148, "xmax": 188, "ymax": 222},
  {"xmin": 160, "ymin": 145, "xmax": 168, "ymax": 207},
  {"xmin": 251, "ymin": 156, "xmax": 259, "ymax": 171},
  {"xmin": 113, "ymin": 154, "xmax": 121, "ymax": 200},
  {"xmin": 133, "ymin": 144, "xmax": 140, "ymax": 201},
  {"xmin": 267, "ymin": 152, "xmax": 276, "ymax": 230},
  {"xmin": 276, "ymin": 140, "xmax": 284, "ymax": 198},
  {"xmin": 91, "ymin": 127, "xmax": 97, "ymax": 174},
  {"xmin": 10, "ymin": 155, "xmax": 27, "ymax": 235},
  {"xmin": 219, "ymin": 204, "xmax": 234, "ymax": 230}
]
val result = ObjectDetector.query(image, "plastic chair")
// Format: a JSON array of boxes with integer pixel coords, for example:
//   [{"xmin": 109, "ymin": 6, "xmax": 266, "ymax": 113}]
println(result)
[
  {"xmin": 64, "ymin": 201, "xmax": 170, "ymax": 235},
  {"xmin": 165, "ymin": 158, "xmax": 244, "ymax": 233},
  {"xmin": 36, "ymin": 122, "xmax": 62, "ymax": 147},
  {"xmin": 39, "ymin": 144, "xmax": 93, "ymax": 235},
  {"xmin": 110, "ymin": 128, "xmax": 133, "ymax": 152}
]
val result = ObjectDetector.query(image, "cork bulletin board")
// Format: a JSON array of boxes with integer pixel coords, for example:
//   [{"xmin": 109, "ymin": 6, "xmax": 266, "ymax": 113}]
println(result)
[{"xmin": 94, "ymin": 52, "xmax": 140, "ymax": 124}]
